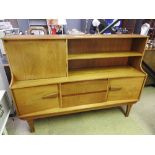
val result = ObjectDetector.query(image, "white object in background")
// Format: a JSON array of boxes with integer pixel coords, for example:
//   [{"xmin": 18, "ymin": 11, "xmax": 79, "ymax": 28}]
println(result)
[
  {"xmin": 114, "ymin": 20, "xmax": 121, "ymax": 27},
  {"xmin": 140, "ymin": 23, "xmax": 150, "ymax": 35},
  {"xmin": 0, "ymin": 50, "xmax": 13, "ymax": 112},
  {"xmin": 58, "ymin": 19, "xmax": 67, "ymax": 34},
  {"xmin": 68, "ymin": 29, "xmax": 85, "ymax": 35},
  {"xmin": 0, "ymin": 39, "xmax": 5, "ymax": 54},
  {"xmin": 92, "ymin": 19, "xmax": 100, "ymax": 27},
  {"xmin": 0, "ymin": 90, "xmax": 10, "ymax": 135},
  {"xmin": 58, "ymin": 19, "xmax": 67, "ymax": 25},
  {"xmin": 0, "ymin": 22, "xmax": 12, "ymax": 30}
]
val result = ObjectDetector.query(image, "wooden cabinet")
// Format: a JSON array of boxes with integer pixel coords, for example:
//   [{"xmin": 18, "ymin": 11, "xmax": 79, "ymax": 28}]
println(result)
[{"xmin": 2, "ymin": 34, "xmax": 147, "ymax": 132}]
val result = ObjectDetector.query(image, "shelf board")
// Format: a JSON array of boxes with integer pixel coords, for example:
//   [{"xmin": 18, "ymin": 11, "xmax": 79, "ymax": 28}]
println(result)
[
  {"xmin": 3, "ymin": 34, "xmax": 148, "ymax": 40},
  {"xmin": 68, "ymin": 52, "xmax": 142, "ymax": 60},
  {"xmin": 11, "ymin": 66, "xmax": 145, "ymax": 89},
  {"xmin": 68, "ymin": 66, "xmax": 145, "ymax": 79}
]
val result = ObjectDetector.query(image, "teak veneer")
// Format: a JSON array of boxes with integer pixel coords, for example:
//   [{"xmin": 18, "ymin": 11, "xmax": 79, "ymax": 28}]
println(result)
[{"xmin": 2, "ymin": 34, "xmax": 147, "ymax": 132}]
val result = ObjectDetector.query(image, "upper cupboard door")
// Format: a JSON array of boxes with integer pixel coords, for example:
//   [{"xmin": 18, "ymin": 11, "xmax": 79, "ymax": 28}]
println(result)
[{"xmin": 4, "ymin": 39, "xmax": 67, "ymax": 80}]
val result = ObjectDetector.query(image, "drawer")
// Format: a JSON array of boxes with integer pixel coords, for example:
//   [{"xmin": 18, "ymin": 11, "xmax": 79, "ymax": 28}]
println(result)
[
  {"xmin": 62, "ymin": 91, "xmax": 107, "ymax": 108},
  {"xmin": 13, "ymin": 84, "xmax": 59, "ymax": 115},
  {"xmin": 61, "ymin": 79, "xmax": 108, "ymax": 96},
  {"xmin": 108, "ymin": 77, "xmax": 145, "ymax": 101}
]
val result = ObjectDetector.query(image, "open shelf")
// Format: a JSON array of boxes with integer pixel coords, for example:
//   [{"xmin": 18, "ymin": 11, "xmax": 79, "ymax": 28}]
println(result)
[
  {"xmin": 12, "ymin": 66, "xmax": 145, "ymax": 89},
  {"xmin": 68, "ymin": 51, "xmax": 142, "ymax": 60}
]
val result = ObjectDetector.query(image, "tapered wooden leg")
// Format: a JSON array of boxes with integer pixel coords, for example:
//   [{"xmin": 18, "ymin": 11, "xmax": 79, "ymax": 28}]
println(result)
[
  {"xmin": 27, "ymin": 120, "xmax": 35, "ymax": 132},
  {"xmin": 125, "ymin": 104, "xmax": 133, "ymax": 117}
]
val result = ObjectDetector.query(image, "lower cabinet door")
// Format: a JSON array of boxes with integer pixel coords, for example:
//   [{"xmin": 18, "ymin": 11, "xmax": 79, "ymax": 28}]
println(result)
[
  {"xmin": 13, "ymin": 84, "xmax": 59, "ymax": 115},
  {"xmin": 108, "ymin": 77, "xmax": 145, "ymax": 101}
]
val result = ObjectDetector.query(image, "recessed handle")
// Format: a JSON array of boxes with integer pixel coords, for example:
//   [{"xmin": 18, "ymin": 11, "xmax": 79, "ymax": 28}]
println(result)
[
  {"xmin": 109, "ymin": 86, "xmax": 122, "ymax": 91},
  {"xmin": 42, "ymin": 93, "xmax": 58, "ymax": 99},
  {"xmin": 0, "ymin": 109, "xmax": 4, "ymax": 118}
]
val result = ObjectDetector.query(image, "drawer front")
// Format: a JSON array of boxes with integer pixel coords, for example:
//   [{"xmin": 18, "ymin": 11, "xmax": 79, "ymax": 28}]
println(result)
[
  {"xmin": 62, "ymin": 91, "xmax": 107, "ymax": 108},
  {"xmin": 108, "ymin": 77, "xmax": 145, "ymax": 101},
  {"xmin": 61, "ymin": 79, "xmax": 108, "ymax": 96},
  {"xmin": 13, "ymin": 85, "xmax": 59, "ymax": 115}
]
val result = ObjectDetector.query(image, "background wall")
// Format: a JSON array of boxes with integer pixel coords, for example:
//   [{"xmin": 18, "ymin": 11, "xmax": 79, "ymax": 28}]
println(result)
[
  {"xmin": 66, "ymin": 19, "xmax": 82, "ymax": 31},
  {"xmin": 17, "ymin": 19, "xmax": 29, "ymax": 33}
]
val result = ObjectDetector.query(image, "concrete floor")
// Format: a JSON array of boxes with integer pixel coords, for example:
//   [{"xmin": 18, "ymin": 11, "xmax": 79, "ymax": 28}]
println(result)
[{"xmin": 6, "ymin": 87, "xmax": 155, "ymax": 135}]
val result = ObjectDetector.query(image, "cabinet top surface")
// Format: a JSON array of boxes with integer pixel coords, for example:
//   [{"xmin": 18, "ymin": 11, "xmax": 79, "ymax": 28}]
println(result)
[{"xmin": 3, "ymin": 34, "xmax": 148, "ymax": 40}]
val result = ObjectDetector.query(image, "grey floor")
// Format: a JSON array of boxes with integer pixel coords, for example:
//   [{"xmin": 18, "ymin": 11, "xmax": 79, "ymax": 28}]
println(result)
[{"xmin": 6, "ymin": 87, "xmax": 155, "ymax": 135}]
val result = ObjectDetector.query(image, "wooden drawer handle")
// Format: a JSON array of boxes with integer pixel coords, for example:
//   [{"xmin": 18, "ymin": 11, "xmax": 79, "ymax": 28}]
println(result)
[
  {"xmin": 62, "ymin": 90, "xmax": 107, "ymax": 97},
  {"xmin": 42, "ymin": 93, "xmax": 58, "ymax": 99},
  {"xmin": 109, "ymin": 87, "xmax": 122, "ymax": 91}
]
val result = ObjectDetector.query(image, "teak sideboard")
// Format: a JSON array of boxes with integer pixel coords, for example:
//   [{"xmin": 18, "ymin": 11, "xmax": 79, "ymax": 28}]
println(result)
[{"xmin": 2, "ymin": 34, "xmax": 147, "ymax": 132}]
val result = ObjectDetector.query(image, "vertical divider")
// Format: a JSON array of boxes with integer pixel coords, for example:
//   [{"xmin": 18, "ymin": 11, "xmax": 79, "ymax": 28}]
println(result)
[
  {"xmin": 58, "ymin": 83, "xmax": 63, "ymax": 108},
  {"xmin": 106, "ymin": 78, "xmax": 110, "ymax": 101},
  {"xmin": 66, "ymin": 39, "xmax": 69, "ymax": 77}
]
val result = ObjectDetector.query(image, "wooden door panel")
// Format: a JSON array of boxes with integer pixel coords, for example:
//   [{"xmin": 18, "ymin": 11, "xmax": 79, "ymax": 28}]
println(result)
[
  {"xmin": 108, "ymin": 77, "xmax": 144, "ymax": 101},
  {"xmin": 13, "ymin": 84, "xmax": 59, "ymax": 115},
  {"xmin": 4, "ymin": 39, "xmax": 67, "ymax": 80}
]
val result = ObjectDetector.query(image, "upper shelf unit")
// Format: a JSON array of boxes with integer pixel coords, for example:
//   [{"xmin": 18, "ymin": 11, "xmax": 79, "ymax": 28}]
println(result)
[
  {"xmin": 2, "ymin": 34, "xmax": 148, "ymax": 90},
  {"xmin": 67, "ymin": 37, "xmax": 147, "ymax": 60}
]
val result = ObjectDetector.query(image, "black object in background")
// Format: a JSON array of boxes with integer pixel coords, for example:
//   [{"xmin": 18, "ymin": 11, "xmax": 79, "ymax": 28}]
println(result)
[
  {"xmin": 99, "ymin": 19, "xmax": 120, "ymax": 34},
  {"xmin": 90, "ymin": 19, "xmax": 107, "ymax": 34},
  {"xmin": 89, "ymin": 19, "xmax": 119, "ymax": 34},
  {"xmin": 134, "ymin": 19, "xmax": 144, "ymax": 34}
]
